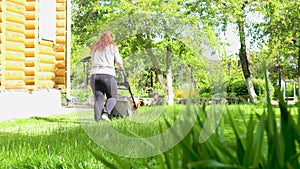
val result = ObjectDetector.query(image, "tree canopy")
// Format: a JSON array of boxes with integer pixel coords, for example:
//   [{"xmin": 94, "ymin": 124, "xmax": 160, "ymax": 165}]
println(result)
[{"xmin": 71, "ymin": 0, "xmax": 300, "ymax": 101}]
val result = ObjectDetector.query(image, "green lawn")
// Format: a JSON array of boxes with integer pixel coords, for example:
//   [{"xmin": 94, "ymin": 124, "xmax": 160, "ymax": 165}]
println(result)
[{"xmin": 0, "ymin": 104, "xmax": 299, "ymax": 168}]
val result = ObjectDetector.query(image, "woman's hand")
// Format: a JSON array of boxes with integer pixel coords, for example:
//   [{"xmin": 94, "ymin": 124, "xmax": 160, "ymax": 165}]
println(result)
[{"xmin": 116, "ymin": 62, "xmax": 123, "ymax": 70}]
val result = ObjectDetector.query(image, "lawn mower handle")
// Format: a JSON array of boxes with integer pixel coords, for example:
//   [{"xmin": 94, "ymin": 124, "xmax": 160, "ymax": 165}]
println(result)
[{"xmin": 121, "ymin": 69, "xmax": 138, "ymax": 109}]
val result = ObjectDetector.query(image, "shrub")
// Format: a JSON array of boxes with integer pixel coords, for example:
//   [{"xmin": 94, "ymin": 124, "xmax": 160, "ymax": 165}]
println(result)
[
  {"xmin": 285, "ymin": 82, "xmax": 296, "ymax": 98},
  {"xmin": 174, "ymin": 89, "xmax": 199, "ymax": 98},
  {"xmin": 199, "ymin": 92, "xmax": 211, "ymax": 98},
  {"xmin": 253, "ymin": 78, "xmax": 275, "ymax": 97},
  {"xmin": 71, "ymin": 89, "xmax": 92, "ymax": 102},
  {"xmin": 227, "ymin": 79, "xmax": 248, "ymax": 96},
  {"xmin": 227, "ymin": 78, "xmax": 274, "ymax": 98}
]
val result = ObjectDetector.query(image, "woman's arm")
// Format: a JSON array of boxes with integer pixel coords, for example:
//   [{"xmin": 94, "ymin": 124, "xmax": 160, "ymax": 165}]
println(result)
[{"xmin": 114, "ymin": 46, "xmax": 124, "ymax": 69}]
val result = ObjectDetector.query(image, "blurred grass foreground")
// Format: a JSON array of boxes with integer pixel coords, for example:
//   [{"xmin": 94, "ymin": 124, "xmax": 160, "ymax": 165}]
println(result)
[{"xmin": 0, "ymin": 93, "xmax": 299, "ymax": 168}]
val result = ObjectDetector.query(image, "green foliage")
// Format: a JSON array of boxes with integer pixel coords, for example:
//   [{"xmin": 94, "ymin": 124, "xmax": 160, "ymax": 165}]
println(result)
[
  {"xmin": 86, "ymin": 67, "xmax": 300, "ymax": 168},
  {"xmin": 253, "ymin": 78, "xmax": 275, "ymax": 96},
  {"xmin": 174, "ymin": 89, "xmax": 199, "ymax": 98},
  {"xmin": 71, "ymin": 0, "xmax": 221, "ymax": 95},
  {"xmin": 159, "ymin": 78, "xmax": 299, "ymax": 169},
  {"xmin": 200, "ymin": 92, "xmax": 211, "ymax": 98},
  {"xmin": 227, "ymin": 79, "xmax": 248, "ymax": 97},
  {"xmin": 70, "ymin": 0, "xmax": 300, "ymax": 100},
  {"xmin": 71, "ymin": 89, "xmax": 92, "ymax": 102},
  {"xmin": 227, "ymin": 78, "xmax": 275, "ymax": 99},
  {"xmin": 258, "ymin": 0, "xmax": 300, "ymax": 81},
  {"xmin": 91, "ymin": 98, "xmax": 300, "ymax": 169},
  {"xmin": 193, "ymin": 80, "xmax": 210, "ymax": 97},
  {"xmin": 285, "ymin": 81, "xmax": 297, "ymax": 98}
]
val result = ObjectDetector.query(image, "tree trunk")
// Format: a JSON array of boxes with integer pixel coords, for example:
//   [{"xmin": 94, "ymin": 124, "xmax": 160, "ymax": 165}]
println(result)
[
  {"xmin": 166, "ymin": 45, "xmax": 174, "ymax": 105},
  {"xmin": 293, "ymin": 33, "xmax": 300, "ymax": 100},
  {"xmin": 237, "ymin": 5, "xmax": 258, "ymax": 103},
  {"xmin": 298, "ymin": 44, "xmax": 300, "ymax": 100},
  {"xmin": 146, "ymin": 47, "xmax": 167, "ymax": 91},
  {"xmin": 179, "ymin": 66, "xmax": 183, "ymax": 89}
]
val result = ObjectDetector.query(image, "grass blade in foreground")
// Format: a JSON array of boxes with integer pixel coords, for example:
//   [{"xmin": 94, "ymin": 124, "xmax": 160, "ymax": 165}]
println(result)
[
  {"xmin": 87, "ymin": 146, "xmax": 129, "ymax": 169},
  {"xmin": 187, "ymin": 159, "xmax": 242, "ymax": 169}
]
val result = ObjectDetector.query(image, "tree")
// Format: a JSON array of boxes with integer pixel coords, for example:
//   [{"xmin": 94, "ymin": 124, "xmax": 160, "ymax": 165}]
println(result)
[
  {"xmin": 258, "ymin": 0, "xmax": 300, "ymax": 97},
  {"xmin": 71, "ymin": 1, "xmax": 180, "ymax": 105},
  {"xmin": 71, "ymin": 0, "xmax": 219, "ymax": 105},
  {"xmin": 237, "ymin": 1, "xmax": 258, "ymax": 103},
  {"xmin": 183, "ymin": 0, "xmax": 260, "ymax": 103}
]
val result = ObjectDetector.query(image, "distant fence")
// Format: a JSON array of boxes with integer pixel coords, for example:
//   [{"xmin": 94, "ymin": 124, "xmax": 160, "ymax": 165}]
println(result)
[
  {"xmin": 140, "ymin": 95, "xmax": 250, "ymax": 106},
  {"xmin": 80, "ymin": 95, "xmax": 251, "ymax": 107}
]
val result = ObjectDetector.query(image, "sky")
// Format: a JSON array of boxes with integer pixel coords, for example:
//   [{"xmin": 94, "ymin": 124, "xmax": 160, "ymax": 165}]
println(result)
[{"xmin": 219, "ymin": 11, "xmax": 265, "ymax": 58}]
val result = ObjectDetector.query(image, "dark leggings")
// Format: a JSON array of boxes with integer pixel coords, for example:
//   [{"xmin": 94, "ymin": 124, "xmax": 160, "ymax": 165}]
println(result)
[{"xmin": 90, "ymin": 74, "xmax": 117, "ymax": 121}]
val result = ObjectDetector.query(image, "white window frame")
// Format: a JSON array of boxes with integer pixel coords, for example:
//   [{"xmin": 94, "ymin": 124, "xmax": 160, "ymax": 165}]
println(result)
[{"xmin": 39, "ymin": 0, "xmax": 56, "ymax": 42}]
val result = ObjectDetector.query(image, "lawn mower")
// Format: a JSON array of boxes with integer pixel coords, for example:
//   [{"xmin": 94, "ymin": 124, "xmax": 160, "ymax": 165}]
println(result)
[{"xmin": 111, "ymin": 69, "xmax": 140, "ymax": 117}]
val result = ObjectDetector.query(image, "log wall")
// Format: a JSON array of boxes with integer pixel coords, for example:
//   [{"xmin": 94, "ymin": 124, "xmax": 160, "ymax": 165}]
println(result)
[{"xmin": 0, "ymin": 0, "xmax": 67, "ymax": 90}]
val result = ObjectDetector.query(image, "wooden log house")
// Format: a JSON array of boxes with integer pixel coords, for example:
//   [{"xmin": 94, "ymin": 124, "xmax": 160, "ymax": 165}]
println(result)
[
  {"xmin": 0, "ymin": 0, "xmax": 71, "ymax": 120},
  {"xmin": 0, "ymin": 0, "xmax": 70, "ymax": 91}
]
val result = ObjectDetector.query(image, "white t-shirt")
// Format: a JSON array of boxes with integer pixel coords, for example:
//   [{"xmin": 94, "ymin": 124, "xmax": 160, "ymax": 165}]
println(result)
[{"xmin": 90, "ymin": 44, "xmax": 123, "ymax": 77}]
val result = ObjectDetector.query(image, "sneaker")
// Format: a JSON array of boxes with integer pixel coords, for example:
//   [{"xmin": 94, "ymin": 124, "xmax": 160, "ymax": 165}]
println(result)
[{"xmin": 101, "ymin": 113, "xmax": 111, "ymax": 121}]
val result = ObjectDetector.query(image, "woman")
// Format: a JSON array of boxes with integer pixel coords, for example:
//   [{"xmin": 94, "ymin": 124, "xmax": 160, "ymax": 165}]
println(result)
[{"xmin": 90, "ymin": 31, "xmax": 123, "ymax": 121}]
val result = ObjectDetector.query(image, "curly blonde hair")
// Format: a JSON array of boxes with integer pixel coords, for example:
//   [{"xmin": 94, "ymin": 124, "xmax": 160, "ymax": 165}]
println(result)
[{"xmin": 91, "ymin": 30, "xmax": 116, "ymax": 53}]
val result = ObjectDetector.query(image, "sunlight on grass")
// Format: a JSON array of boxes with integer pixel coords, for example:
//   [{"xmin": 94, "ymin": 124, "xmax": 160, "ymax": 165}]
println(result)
[{"xmin": 0, "ymin": 103, "xmax": 298, "ymax": 168}]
